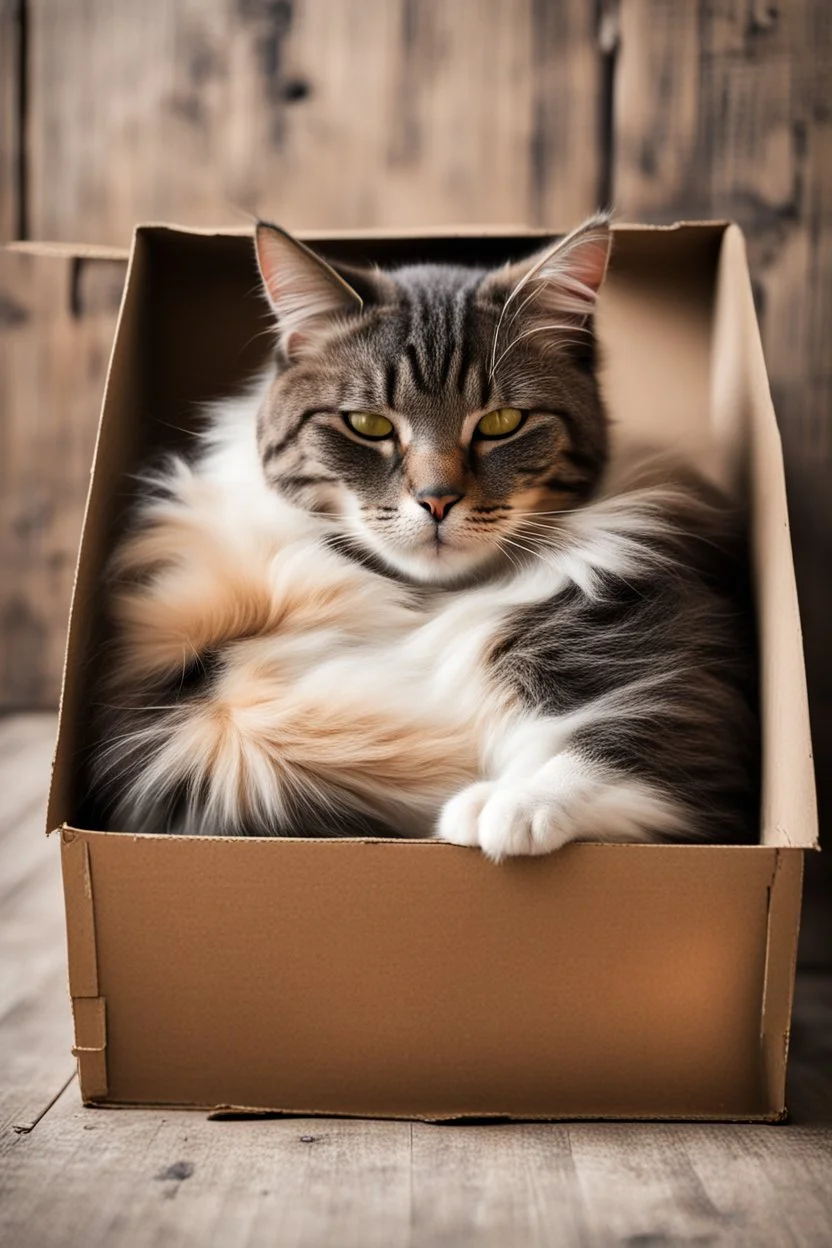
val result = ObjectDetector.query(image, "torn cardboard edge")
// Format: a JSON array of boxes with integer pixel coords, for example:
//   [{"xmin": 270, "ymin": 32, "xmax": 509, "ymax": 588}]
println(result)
[
  {"xmin": 760, "ymin": 850, "xmax": 804, "ymax": 1113},
  {"xmin": 54, "ymin": 824, "xmax": 807, "ymax": 851},
  {"xmin": 7, "ymin": 217, "xmax": 735, "ymax": 267},
  {"xmin": 80, "ymin": 1103, "xmax": 788, "ymax": 1124},
  {"xmin": 60, "ymin": 834, "xmax": 108, "ymax": 1100}
]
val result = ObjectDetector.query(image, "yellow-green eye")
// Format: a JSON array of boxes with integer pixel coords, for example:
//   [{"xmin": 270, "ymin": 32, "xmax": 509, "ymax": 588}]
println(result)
[
  {"xmin": 476, "ymin": 407, "xmax": 524, "ymax": 439},
  {"xmin": 345, "ymin": 411, "xmax": 394, "ymax": 440}
]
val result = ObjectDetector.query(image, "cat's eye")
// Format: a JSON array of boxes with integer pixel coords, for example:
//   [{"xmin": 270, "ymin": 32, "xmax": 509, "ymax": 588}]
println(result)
[
  {"xmin": 476, "ymin": 407, "xmax": 525, "ymax": 439},
  {"xmin": 344, "ymin": 412, "xmax": 395, "ymax": 440}
]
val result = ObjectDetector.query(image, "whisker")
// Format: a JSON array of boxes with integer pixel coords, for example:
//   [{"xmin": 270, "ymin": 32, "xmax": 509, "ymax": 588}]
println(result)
[
  {"xmin": 99, "ymin": 703, "xmax": 186, "ymax": 713},
  {"xmin": 489, "ymin": 325, "xmax": 590, "ymax": 379},
  {"xmin": 492, "ymin": 537, "xmax": 522, "ymax": 576},
  {"xmin": 496, "ymin": 532, "xmax": 558, "ymax": 565},
  {"xmin": 237, "ymin": 323, "xmax": 280, "ymax": 357},
  {"xmin": 151, "ymin": 418, "xmax": 199, "ymax": 439},
  {"xmin": 511, "ymin": 517, "xmax": 568, "ymax": 531},
  {"xmin": 488, "ymin": 244, "xmax": 565, "ymax": 375},
  {"xmin": 503, "ymin": 278, "xmax": 547, "ymax": 335}
]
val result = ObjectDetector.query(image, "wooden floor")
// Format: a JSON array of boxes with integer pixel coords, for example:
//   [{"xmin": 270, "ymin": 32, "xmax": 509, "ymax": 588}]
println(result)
[{"xmin": 1, "ymin": 714, "xmax": 830, "ymax": 1248}]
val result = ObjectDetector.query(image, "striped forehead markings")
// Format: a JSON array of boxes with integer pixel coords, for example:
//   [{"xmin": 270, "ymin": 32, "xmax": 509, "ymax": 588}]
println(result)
[
  {"xmin": 405, "ymin": 341, "xmax": 430, "ymax": 394},
  {"xmin": 384, "ymin": 359, "xmax": 399, "ymax": 410}
]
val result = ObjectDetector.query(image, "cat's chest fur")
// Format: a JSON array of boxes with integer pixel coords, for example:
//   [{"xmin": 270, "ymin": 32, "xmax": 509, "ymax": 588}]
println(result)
[
  {"xmin": 103, "ymin": 391, "xmax": 555, "ymax": 836},
  {"xmin": 97, "ymin": 386, "xmax": 755, "ymax": 850}
]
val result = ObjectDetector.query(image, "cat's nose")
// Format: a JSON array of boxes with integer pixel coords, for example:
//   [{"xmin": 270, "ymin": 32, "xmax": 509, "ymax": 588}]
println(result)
[{"xmin": 416, "ymin": 490, "xmax": 464, "ymax": 522}]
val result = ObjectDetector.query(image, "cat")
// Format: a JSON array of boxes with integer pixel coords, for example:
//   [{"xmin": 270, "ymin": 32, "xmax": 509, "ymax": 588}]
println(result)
[{"xmin": 92, "ymin": 215, "xmax": 759, "ymax": 858}]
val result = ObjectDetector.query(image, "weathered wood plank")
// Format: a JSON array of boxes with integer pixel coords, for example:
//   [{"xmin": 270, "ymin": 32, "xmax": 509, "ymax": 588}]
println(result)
[
  {"xmin": 1, "ymin": 1096, "xmax": 415, "ymax": 1248},
  {"xmin": 0, "ymin": 709, "xmax": 57, "ymax": 763},
  {"xmin": 0, "ymin": 0, "xmax": 22, "ymax": 241},
  {"xmin": 613, "ymin": 0, "xmax": 832, "ymax": 961},
  {"xmin": 0, "ymin": 252, "xmax": 124, "ymax": 708},
  {"xmin": 0, "ymin": 715, "xmax": 74, "ymax": 1140},
  {"xmin": 0, "ymin": 714, "xmax": 56, "ymax": 903},
  {"xmin": 409, "ymin": 1122, "xmax": 588, "ymax": 1247},
  {"xmin": 2, "ymin": 1100, "xmax": 831, "ymax": 1248},
  {"xmin": 27, "ymin": 0, "xmax": 602, "ymax": 245}
]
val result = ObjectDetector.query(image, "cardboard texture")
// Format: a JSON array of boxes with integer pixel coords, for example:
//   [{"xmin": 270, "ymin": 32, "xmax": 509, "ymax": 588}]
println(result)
[{"xmin": 45, "ymin": 222, "xmax": 816, "ymax": 1120}]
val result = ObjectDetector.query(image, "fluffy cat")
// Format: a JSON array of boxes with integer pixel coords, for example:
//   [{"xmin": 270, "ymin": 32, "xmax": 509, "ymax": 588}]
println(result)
[{"xmin": 92, "ymin": 216, "xmax": 758, "ymax": 857}]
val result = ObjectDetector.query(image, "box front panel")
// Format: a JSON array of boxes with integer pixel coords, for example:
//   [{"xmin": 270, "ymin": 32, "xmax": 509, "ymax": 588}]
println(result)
[{"xmin": 73, "ymin": 833, "xmax": 784, "ymax": 1119}]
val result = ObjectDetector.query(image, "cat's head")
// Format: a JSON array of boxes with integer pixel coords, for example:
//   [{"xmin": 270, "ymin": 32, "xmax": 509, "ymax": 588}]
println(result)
[{"xmin": 253, "ymin": 216, "xmax": 612, "ymax": 585}]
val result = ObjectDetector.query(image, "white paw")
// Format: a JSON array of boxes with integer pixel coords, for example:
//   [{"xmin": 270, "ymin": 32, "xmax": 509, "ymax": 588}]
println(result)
[
  {"xmin": 437, "ymin": 751, "xmax": 682, "ymax": 860},
  {"xmin": 437, "ymin": 779, "xmax": 573, "ymax": 862},
  {"xmin": 477, "ymin": 782, "xmax": 574, "ymax": 861},
  {"xmin": 437, "ymin": 781, "xmax": 498, "ymax": 847}
]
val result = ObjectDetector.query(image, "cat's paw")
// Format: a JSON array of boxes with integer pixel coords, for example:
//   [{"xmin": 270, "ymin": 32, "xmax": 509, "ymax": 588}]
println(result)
[
  {"xmin": 477, "ymin": 783, "xmax": 575, "ymax": 861},
  {"xmin": 437, "ymin": 781, "xmax": 499, "ymax": 847},
  {"xmin": 437, "ymin": 779, "xmax": 573, "ymax": 861},
  {"xmin": 438, "ymin": 753, "xmax": 678, "ymax": 860}
]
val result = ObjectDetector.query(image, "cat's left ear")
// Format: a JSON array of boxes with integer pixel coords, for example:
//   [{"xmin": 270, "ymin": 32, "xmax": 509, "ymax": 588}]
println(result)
[
  {"xmin": 480, "ymin": 214, "xmax": 612, "ymax": 324},
  {"xmin": 255, "ymin": 222, "xmax": 365, "ymax": 361}
]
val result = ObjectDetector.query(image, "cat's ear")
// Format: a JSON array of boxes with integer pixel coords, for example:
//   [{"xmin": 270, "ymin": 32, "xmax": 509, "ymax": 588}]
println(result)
[
  {"xmin": 480, "ymin": 214, "xmax": 612, "ymax": 325},
  {"xmin": 255, "ymin": 222, "xmax": 365, "ymax": 361}
]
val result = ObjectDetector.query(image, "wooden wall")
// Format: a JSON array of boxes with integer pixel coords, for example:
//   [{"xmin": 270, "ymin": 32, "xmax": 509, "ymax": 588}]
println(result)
[{"xmin": 2, "ymin": 1, "xmax": 831, "ymax": 951}]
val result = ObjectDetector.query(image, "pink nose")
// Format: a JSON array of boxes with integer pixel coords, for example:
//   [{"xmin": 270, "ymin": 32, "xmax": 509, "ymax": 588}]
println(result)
[{"xmin": 416, "ymin": 491, "xmax": 464, "ymax": 522}]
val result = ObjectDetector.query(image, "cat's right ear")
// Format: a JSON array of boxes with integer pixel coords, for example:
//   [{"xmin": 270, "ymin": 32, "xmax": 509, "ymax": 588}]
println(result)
[
  {"xmin": 255, "ymin": 223, "xmax": 365, "ymax": 361},
  {"xmin": 479, "ymin": 214, "xmax": 612, "ymax": 325}
]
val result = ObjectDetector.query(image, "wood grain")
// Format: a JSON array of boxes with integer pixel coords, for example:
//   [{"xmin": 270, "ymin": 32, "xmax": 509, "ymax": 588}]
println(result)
[
  {"xmin": 27, "ymin": 0, "xmax": 602, "ymax": 244},
  {"xmin": 0, "ymin": 0, "xmax": 22, "ymax": 241},
  {"xmin": 0, "ymin": 714, "xmax": 74, "ymax": 1140},
  {"xmin": 0, "ymin": 252, "xmax": 124, "ymax": 707},
  {"xmin": 2, "ymin": 1055, "xmax": 832, "ymax": 1248}
]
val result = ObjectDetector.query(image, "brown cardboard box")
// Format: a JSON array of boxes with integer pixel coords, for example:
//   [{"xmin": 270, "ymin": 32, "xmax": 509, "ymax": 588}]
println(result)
[{"xmin": 43, "ymin": 222, "xmax": 817, "ymax": 1120}]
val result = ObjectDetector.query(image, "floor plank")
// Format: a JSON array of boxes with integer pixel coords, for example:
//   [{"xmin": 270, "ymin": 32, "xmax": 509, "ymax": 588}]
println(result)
[
  {"xmin": 0, "ymin": 713, "xmax": 830, "ymax": 1248},
  {"xmin": 2, "ymin": 1094, "xmax": 414, "ymax": 1248},
  {"xmin": 0, "ymin": 714, "xmax": 74, "ymax": 1137},
  {"xmin": 2, "ymin": 1088, "xmax": 831, "ymax": 1248}
]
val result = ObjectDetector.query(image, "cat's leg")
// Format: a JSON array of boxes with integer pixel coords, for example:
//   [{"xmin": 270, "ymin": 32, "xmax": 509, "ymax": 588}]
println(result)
[{"xmin": 437, "ymin": 718, "xmax": 689, "ymax": 860}]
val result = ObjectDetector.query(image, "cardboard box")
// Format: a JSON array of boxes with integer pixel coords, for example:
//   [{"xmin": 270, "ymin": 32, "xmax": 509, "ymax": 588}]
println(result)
[{"xmin": 43, "ymin": 222, "xmax": 817, "ymax": 1120}]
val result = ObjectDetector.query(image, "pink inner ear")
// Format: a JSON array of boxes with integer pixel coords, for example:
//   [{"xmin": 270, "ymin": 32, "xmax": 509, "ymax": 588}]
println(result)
[
  {"xmin": 255, "ymin": 225, "xmax": 364, "ymax": 360},
  {"xmin": 564, "ymin": 236, "xmax": 610, "ymax": 296},
  {"xmin": 534, "ymin": 226, "xmax": 612, "ymax": 320},
  {"xmin": 255, "ymin": 230, "xmax": 285, "ymax": 304}
]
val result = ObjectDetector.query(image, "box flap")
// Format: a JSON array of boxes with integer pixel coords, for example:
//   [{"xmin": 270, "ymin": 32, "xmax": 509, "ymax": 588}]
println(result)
[
  {"xmin": 712, "ymin": 226, "xmax": 818, "ymax": 850},
  {"xmin": 45, "ymin": 227, "xmax": 146, "ymax": 831},
  {"xmin": 8, "ymin": 217, "xmax": 728, "ymax": 265}
]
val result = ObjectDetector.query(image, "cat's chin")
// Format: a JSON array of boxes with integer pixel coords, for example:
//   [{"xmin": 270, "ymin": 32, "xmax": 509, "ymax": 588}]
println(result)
[
  {"xmin": 368, "ymin": 540, "xmax": 500, "ymax": 588},
  {"xmin": 341, "ymin": 515, "xmax": 504, "ymax": 586}
]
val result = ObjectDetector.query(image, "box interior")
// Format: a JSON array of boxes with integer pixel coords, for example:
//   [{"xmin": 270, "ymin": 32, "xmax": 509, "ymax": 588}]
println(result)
[{"xmin": 48, "ymin": 222, "xmax": 817, "ymax": 852}]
